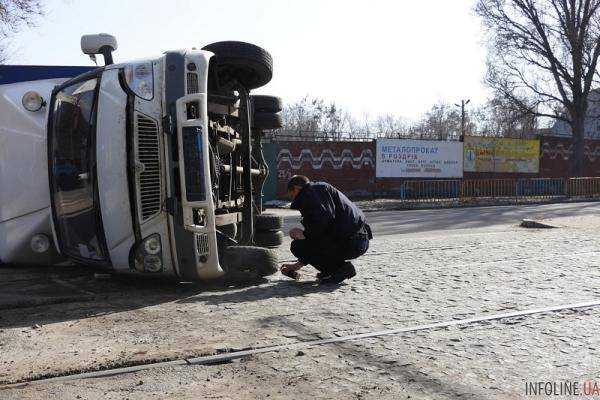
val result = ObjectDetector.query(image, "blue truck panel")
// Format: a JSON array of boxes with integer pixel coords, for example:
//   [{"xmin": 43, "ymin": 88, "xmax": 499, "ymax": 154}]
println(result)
[{"xmin": 0, "ymin": 65, "xmax": 97, "ymax": 85}]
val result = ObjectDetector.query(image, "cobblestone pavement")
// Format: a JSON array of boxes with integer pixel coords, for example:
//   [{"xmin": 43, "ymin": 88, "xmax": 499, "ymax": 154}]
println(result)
[
  {"xmin": 5, "ymin": 308, "xmax": 600, "ymax": 400},
  {"xmin": 2, "ymin": 202, "xmax": 600, "ymax": 398}
]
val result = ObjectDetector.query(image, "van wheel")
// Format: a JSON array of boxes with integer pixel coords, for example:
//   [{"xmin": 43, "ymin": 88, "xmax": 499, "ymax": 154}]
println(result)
[
  {"xmin": 222, "ymin": 245, "xmax": 278, "ymax": 282},
  {"xmin": 254, "ymin": 230, "xmax": 284, "ymax": 249},
  {"xmin": 203, "ymin": 41, "xmax": 273, "ymax": 90},
  {"xmin": 255, "ymin": 213, "xmax": 283, "ymax": 231},
  {"xmin": 253, "ymin": 112, "xmax": 282, "ymax": 130},
  {"xmin": 252, "ymin": 95, "xmax": 283, "ymax": 113}
]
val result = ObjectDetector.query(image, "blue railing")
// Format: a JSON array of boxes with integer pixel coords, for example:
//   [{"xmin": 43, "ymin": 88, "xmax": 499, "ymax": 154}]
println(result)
[{"xmin": 386, "ymin": 177, "xmax": 600, "ymax": 203}]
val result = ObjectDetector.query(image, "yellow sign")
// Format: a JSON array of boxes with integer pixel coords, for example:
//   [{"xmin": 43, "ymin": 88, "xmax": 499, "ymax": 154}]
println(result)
[{"xmin": 464, "ymin": 137, "xmax": 540, "ymax": 173}]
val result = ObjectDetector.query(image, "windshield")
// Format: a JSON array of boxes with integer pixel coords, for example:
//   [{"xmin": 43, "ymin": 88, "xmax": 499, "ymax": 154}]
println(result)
[{"xmin": 49, "ymin": 77, "xmax": 108, "ymax": 262}]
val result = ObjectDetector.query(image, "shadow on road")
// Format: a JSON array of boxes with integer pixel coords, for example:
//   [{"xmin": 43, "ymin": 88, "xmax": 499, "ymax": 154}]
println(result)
[
  {"xmin": 176, "ymin": 279, "xmax": 342, "ymax": 306},
  {"xmin": 0, "ymin": 264, "xmax": 307, "ymax": 330}
]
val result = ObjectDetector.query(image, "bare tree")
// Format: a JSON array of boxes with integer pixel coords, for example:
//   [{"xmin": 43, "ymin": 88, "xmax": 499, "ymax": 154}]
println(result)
[
  {"xmin": 0, "ymin": 0, "xmax": 43, "ymax": 63},
  {"xmin": 280, "ymin": 96, "xmax": 320, "ymax": 137},
  {"xmin": 344, "ymin": 114, "xmax": 364, "ymax": 138},
  {"xmin": 374, "ymin": 113, "xmax": 410, "ymax": 138},
  {"xmin": 280, "ymin": 96, "xmax": 352, "ymax": 139},
  {"xmin": 413, "ymin": 102, "xmax": 464, "ymax": 140},
  {"xmin": 476, "ymin": 0, "xmax": 600, "ymax": 175},
  {"xmin": 0, "ymin": 42, "xmax": 4, "ymax": 63},
  {"xmin": 280, "ymin": 97, "xmax": 494, "ymax": 142},
  {"xmin": 473, "ymin": 95, "xmax": 539, "ymax": 138},
  {"xmin": 320, "ymin": 103, "xmax": 350, "ymax": 139}
]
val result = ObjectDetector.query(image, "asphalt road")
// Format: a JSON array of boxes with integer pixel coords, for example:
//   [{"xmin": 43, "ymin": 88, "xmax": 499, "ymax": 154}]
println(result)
[
  {"xmin": 2, "ymin": 202, "xmax": 600, "ymax": 399},
  {"xmin": 280, "ymin": 200, "xmax": 600, "ymax": 235}
]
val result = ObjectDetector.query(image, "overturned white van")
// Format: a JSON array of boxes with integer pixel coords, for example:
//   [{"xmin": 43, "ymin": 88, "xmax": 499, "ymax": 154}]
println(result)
[{"xmin": 0, "ymin": 34, "xmax": 284, "ymax": 282}]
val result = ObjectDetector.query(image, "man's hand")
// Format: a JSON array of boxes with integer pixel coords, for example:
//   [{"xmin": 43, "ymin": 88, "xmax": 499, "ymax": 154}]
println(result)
[
  {"xmin": 289, "ymin": 227, "xmax": 305, "ymax": 240},
  {"xmin": 280, "ymin": 261, "xmax": 305, "ymax": 279}
]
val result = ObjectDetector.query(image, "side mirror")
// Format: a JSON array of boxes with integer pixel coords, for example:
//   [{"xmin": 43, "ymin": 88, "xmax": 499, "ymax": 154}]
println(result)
[{"xmin": 81, "ymin": 33, "xmax": 118, "ymax": 65}]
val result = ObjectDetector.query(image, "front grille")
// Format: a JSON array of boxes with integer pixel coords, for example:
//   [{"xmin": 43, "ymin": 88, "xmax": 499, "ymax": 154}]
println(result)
[
  {"xmin": 196, "ymin": 233, "xmax": 209, "ymax": 256},
  {"xmin": 182, "ymin": 126, "xmax": 206, "ymax": 202},
  {"xmin": 187, "ymin": 72, "xmax": 199, "ymax": 94},
  {"xmin": 136, "ymin": 114, "xmax": 161, "ymax": 221}
]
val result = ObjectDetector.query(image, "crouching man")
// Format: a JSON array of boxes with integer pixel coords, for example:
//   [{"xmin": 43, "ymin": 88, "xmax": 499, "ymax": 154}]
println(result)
[{"xmin": 281, "ymin": 175, "xmax": 372, "ymax": 284}]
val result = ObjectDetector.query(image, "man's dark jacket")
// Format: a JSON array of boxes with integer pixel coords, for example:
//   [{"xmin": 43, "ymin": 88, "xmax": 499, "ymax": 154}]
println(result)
[{"xmin": 290, "ymin": 182, "xmax": 366, "ymax": 241}]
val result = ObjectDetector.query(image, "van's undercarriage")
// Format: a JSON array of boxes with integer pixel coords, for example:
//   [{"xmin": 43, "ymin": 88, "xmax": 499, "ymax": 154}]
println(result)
[
  {"xmin": 162, "ymin": 42, "xmax": 285, "ymax": 281},
  {"xmin": 203, "ymin": 42, "xmax": 283, "ymax": 245}
]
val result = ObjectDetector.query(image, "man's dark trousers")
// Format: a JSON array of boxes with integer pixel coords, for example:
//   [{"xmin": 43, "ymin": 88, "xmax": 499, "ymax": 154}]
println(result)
[{"xmin": 290, "ymin": 234, "xmax": 369, "ymax": 275}]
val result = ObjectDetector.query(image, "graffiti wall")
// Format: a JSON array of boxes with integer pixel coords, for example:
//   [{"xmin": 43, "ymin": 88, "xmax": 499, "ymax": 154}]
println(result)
[
  {"xmin": 540, "ymin": 136, "xmax": 600, "ymax": 177},
  {"xmin": 265, "ymin": 137, "xmax": 600, "ymax": 201},
  {"xmin": 274, "ymin": 141, "xmax": 376, "ymax": 198}
]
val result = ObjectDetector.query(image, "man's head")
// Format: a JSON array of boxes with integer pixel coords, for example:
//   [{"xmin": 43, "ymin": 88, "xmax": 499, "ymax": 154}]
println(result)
[{"xmin": 287, "ymin": 175, "xmax": 310, "ymax": 200}]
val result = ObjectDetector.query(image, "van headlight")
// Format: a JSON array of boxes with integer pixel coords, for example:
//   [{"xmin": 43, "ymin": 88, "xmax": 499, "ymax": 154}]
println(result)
[
  {"xmin": 31, "ymin": 234, "xmax": 51, "ymax": 253},
  {"xmin": 135, "ymin": 234, "xmax": 163, "ymax": 272},
  {"xmin": 124, "ymin": 62, "xmax": 154, "ymax": 100},
  {"xmin": 143, "ymin": 235, "xmax": 162, "ymax": 255},
  {"xmin": 22, "ymin": 91, "xmax": 46, "ymax": 112},
  {"xmin": 143, "ymin": 255, "xmax": 163, "ymax": 273}
]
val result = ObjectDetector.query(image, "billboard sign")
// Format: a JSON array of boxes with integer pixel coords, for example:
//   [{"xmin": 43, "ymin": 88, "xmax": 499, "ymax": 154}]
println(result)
[
  {"xmin": 464, "ymin": 137, "xmax": 540, "ymax": 173},
  {"xmin": 376, "ymin": 139, "xmax": 463, "ymax": 178}
]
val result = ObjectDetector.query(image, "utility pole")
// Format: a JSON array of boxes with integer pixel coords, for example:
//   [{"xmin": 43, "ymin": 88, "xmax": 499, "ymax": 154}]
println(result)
[{"xmin": 454, "ymin": 99, "xmax": 470, "ymax": 141}]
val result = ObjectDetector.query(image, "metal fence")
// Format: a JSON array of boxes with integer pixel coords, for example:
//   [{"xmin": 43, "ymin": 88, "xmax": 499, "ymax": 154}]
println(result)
[
  {"xmin": 264, "ymin": 133, "xmax": 374, "ymax": 143},
  {"xmin": 390, "ymin": 177, "xmax": 600, "ymax": 204}
]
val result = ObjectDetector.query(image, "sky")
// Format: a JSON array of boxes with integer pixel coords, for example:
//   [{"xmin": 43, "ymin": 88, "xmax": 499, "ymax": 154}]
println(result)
[{"xmin": 6, "ymin": 0, "xmax": 490, "ymax": 121}]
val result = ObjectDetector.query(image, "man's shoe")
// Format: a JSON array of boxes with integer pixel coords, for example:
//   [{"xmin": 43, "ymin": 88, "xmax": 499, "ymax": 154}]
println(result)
[
  {"xmin": 316, "ymin": 267, "xmax": 335, "ymax": 281},
  {"xmin": 320, "ymin": 262, "xmax": 356, "ymax": 284},
  {"xmin": 316, "ymin": 272, "xmax": 332, "ymax": 281},
  {"xmin": 282, "ymin": 269, "xmax": 300, "ymax": 280}
]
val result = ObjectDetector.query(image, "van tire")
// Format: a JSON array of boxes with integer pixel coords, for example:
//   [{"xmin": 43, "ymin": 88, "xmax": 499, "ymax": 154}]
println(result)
[
  {"xmin": 202, "ymin": 41, "xmax": 273, "ymax": 90},
  {"xmin": 252, "ymin": 95, "xmax": 283, "ymax": 113},
  {"xmin": 254, "ymin": 213, "xmax": 283, "ymax": 231},
  {"xmin": 254, "ymin": 230, "xmax": 284, "ymax": 248},
  {"xmin": 253, "ymin": 112, "xmax": 283, "ymax": 130},
  {"xmin": 222, "ymin": 245, "xmax": 278, "ymax": 281}
]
